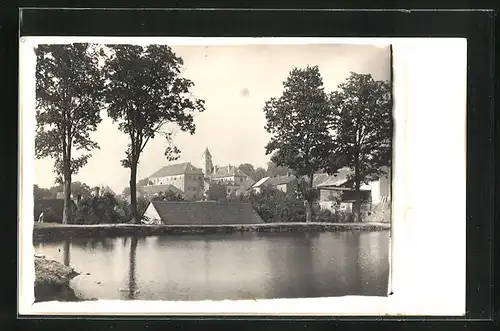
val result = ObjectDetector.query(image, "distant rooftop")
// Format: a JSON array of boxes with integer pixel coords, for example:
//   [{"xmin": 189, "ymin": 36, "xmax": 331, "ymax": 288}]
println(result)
[
  {"xmin": 266, "ymin": 175, "xmax": 297, "ymax": 186},
  {"xmin": 313, "ymin": 168, "xmax": 352, "ymax": 188},
  {"xmin": 149, "ymin": 162, "xmax": 203, "ymax": 178},
  {"xmin": 212, "ymin": 165, "xmax": 250, "ymax": 179},
  {"xmin": 141, "ymin": 183, "xmax": 184, "ymax": 195}
]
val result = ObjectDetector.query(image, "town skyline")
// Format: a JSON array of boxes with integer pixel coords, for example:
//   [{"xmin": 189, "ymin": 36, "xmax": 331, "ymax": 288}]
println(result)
[{"xmin": 33, "ymin": 43, "xmax": 391, "ymax": 193}]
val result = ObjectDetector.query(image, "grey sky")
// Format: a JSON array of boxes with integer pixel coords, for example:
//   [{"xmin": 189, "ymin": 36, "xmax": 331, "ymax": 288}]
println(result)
[{"xmin": 34, "ymin": 43, "xmax": 391, "ymax": 193}]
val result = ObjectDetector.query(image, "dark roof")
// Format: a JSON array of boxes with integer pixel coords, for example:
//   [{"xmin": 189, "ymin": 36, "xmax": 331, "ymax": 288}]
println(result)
[
  {"xmin": 148, "ymin": 201, "xmax": 264, "ymax": 225},
  {"xmin": 141, "ymin": 184, "xmax": 184, "ymax": 195},
  {"xmin": 149, "ymin": 162, "xmax": 203, "ymax": 178},
  {"xmin": 266, "ymin": 175, "xmax": 297, "ymax": 186},
  {"xmin": 211, "ymin": 165, "xmax": 248, "ymax": 179},
  {"xmin": 314, "ymin": 168, "xmax": 352, "ymax": 188},
  {"xmin": 34, "ymin": 199, "xmax": 77, "ymax": 222}
]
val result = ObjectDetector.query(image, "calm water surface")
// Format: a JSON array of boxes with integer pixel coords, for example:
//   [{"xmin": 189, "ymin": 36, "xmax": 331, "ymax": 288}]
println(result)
[{"xmin": 34, "ymin": 231, "xmax": 390, "ymax": 301}]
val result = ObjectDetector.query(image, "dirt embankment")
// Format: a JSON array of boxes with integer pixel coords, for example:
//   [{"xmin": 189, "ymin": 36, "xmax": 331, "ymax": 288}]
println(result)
[{"xmin": 34, "ymin": 255, "xmax": 82, "ymax": 302}]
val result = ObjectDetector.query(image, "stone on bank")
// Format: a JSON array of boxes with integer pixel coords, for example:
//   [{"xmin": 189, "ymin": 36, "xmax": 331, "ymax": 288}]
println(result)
[{"xmin": 34, "ymin": 255, "xmax": 82, "ymax": 302}]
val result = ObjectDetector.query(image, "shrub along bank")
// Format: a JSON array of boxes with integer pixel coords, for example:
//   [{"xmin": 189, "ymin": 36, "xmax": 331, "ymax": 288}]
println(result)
[{"xmin": 35, "ymin": 186, "xmax": 382, "ymax": 225}]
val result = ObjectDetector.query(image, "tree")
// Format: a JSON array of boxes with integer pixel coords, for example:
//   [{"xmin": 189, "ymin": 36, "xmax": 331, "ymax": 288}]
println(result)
[
  {"xmin": 206, "ymin": 182, "xmax": 228, "ymax": 201},
  {"xmin": 71, "ymin": 181, "xmax": 92, "ymax": 198},
  {"xmin": 151, "ymin": 190, "xmax": 185, "ymax": 202},
  {"xmin": 248, "ymin": 186, "xmax": 306, "ymax": 223},
  {"xmin": 263, "ymin": 66, "xmax": 333, "ymax": 222},
  {"xmin": 266, "ymin": 161, "xmax": 294, "ymax": 177},
  {"xmin": 137, "ymin": 178, "xmax": 150, "ymax": 186},
  {"xmin": 237, "ymin": 163, "xmax": 268, "ymax": 181},
  {"xmin": 328, "ymin": 72, "xmax": 392, "ymax": 222},
  {"xmin": 238, "ymin": 163, "xmax": 256, "ymax": 180},
  {"xmin": 33, "ymin": 184, "xmax": 52, "ymax": 200},
  {"xmin": 102, "ymin": 44, "xmax": 205, "ymax": 223},
  {"xmin": 254, "ymin": 167, "xmax": 268, "ymax": 181},
  {"xmin": 35, "ymin": 43, "xmax": 104, "ymax": 224}
]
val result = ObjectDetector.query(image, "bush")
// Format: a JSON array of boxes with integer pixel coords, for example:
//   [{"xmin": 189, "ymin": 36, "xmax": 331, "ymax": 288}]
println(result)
[
  {"xmin": 150, "ymin": 190, "xmax": 185, "ymax": 202},
  {"xmin": 73, "ymin": 192, "xmax": 126, "ymax": 224},
  {"xmin": 248, "ymin": 186, "xmax": 306, "ymax": 223},
  {"xmin": 43, "ymin": 207, "xmax": 61, "ymax": 223},
  {"xmin": 313, "ymin": 208, "xmax": 335, "ymax": 223}
]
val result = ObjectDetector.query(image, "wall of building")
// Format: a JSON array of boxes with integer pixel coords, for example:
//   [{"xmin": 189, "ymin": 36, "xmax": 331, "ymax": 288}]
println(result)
[
  {"xmin": 368, "ymin": 170, "xmax": 391, "ymax": 205},
  {"xmin": 183, "ymin": 174, "xmax": 204, "ymax": 200},
  {"xmin": 319, "ymin": 189, "xmax": 341, "ymax": 201},
  {"xmin": 276, "ymin": 184, "xmax": 287, "ymax": 193}
]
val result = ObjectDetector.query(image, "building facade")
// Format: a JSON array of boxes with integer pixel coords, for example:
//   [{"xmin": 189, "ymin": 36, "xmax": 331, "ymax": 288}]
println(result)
[
  {"xmin": 314, "ymin": 166, "xmax": 392, "ymax": 212},
  {"xmin": 143, "ymin": 148, "xmax": 255, "ymax": 201},
  {"xmin": 148, "ymin": 162, "xmax": 205, "ymax": 201},
  {"xmin": 250, "ymin": 175, "xmax": 298, "ymax": 196}
]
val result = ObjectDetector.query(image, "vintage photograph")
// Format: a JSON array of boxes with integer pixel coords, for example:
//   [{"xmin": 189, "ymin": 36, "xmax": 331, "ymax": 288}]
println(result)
[{"xmin": 29, "ymin": 40, "xmax": 393, "ymax": 303}]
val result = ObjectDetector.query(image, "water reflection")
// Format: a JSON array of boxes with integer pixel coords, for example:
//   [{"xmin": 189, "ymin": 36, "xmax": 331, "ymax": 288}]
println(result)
[
  {"xmin": 34, "ymin": 231, "xmax": 390, "ymax": 301},
  {"xmin": 63, "ymin": 239, "xmax": 70, "ymax": 266},
  {"xmin": 71, "ymin": 237, "xmax": 116, "ymax": 251},
  {"xmin": 128, "ymin": 236, "xmax": 138, "ymax": 299}
]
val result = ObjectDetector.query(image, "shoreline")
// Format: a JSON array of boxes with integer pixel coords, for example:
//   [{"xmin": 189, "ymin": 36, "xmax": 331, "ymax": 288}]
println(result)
[{"xmin": 33, "ymin": 222, "xmax": 390, "ymax": 242}]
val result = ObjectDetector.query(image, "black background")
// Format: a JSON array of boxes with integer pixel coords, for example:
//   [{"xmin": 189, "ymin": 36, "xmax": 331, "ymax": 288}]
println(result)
[{"xmin": 1, "ymin": 2, "xmax": 497, "ymax": 330}]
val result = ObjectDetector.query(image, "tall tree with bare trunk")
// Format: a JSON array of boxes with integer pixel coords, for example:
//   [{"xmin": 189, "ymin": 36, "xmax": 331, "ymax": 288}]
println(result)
[
  {"xmin": 263, "ymin": 66, "xmax": 332, "ymax": 223},
  {"xmin": 328, "ymin": 72, "xmax": 392, "ymax": 222},
  {"xmin": 102, "ymin": 44, "xmax": 205, "ymax": 223},
  {"xmin": 35, "ymin": 43, "xmax": 104, "ymax": 224}
]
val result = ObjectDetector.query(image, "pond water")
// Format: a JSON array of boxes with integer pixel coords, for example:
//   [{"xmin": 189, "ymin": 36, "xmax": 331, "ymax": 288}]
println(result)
[{"xmin": 34, "ymin": 231, "xmax": 390, "ymax": 301}]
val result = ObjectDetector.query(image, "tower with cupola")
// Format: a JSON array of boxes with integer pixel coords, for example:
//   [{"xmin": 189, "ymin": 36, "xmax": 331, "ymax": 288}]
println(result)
[{"xmin": 201, "ymin": 147, "xmax": 214, "ymax": 177}]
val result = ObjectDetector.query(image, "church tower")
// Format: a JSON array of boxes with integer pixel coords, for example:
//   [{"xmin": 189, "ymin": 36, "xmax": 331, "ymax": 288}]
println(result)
[{"xmin": 201, "ymin": 147, "xmax": 214, "ymax": 177}]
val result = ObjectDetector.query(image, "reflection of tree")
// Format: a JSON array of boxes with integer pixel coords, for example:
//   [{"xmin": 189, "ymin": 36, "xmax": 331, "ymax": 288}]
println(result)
[
  {"xmin": 203, "ymin": 240, "xmax": 210, "ymax": 290},
  {"xmin": 128, "ymin": 236, "xmax": 138, "ymax": 299},
  {"xmin": 264, "ymin": 233, "xmax": 317, "ymax": 299},
  {"xmin": 63, "ymin": 239, "xmax": 71, "ymax": 266},
  {"xmin": 70, "ymin": 237, "xmax": 115, "ymax": 251},
  {"xmin": 353, "ymin": 231, "xmax": 364, "ymax": 294}
]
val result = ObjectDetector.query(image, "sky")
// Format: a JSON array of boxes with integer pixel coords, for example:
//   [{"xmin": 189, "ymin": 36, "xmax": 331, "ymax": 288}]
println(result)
[{"xmin": 32, "ymin": 42, "xmax": 391, "ymax": 194}]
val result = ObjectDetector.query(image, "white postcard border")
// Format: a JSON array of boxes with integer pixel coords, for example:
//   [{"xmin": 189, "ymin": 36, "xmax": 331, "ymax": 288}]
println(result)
[{"xmin": 19, "ymin": 37, "xmax": 466, "ymax": 316}]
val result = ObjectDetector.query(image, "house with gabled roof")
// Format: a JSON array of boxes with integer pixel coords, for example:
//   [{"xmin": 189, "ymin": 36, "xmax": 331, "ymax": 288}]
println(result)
[
  {"xmin": 141, "ymin": 200, "xmax": 264, "ymax": 225},
  {"xmin": 250, "ymin": 174, "xmax": 298, "ymax": 196},
  {"xmin": 313, "ymin": 166, "xmax": 391, "ymax": 212}
]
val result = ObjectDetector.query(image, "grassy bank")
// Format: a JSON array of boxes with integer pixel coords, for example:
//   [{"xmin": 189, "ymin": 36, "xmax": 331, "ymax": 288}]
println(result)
[
  {"xmin": 34, "ymin": 255, "xmax": 82, "ymax": 302},
  {"xmin": 33, "ymin": 222, "xmax": 390, "ymax": 242}
]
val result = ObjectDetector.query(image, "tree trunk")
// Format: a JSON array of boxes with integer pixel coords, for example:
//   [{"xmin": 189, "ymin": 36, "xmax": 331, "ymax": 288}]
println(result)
[
  {"xmin": 305, "ymin": 174, "xmax": 314, "ymax": 223},
  {"xmin": 353, "ymin": 156, "xmax": 362, "ymax": 223},
  {"xmin": 129, "ymin": 162, "xmax": 138, "ymax": 224},
  {"xmin": 62, "ymin": 141, "xmax": 72, "ymax": 224},
  {"xmin": 305, "ymin": 200, "xmax": 312, "ymax": 223},
  {"xmin": 128, "ymin": 236, "xmax": 138, "ymax": 299},
  {"xmin": 63, "ymin": 239, "xmax": 71, "ymax": 266}
]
